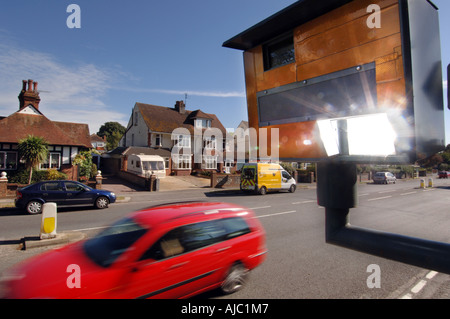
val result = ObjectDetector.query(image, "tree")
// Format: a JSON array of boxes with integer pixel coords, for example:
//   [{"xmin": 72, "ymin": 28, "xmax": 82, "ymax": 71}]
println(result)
[
  {"xmin": 18, "ymin": 135, "xmax": 49, "ymax": 184},
  {"xmin": 97, "ymin": 122, "xmax": 126, "ymax": 151},
  {"xmin": 73, "ymin": 150, "xmax": 98, "ymax": 182}
]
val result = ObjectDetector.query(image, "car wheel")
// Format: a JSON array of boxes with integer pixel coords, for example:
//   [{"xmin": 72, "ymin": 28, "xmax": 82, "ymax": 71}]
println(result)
[
  {"xmin": 26, "ymin": 200, "xmax": 43, "ymax": 214},
  {"xmin": 95, "ymin": 196, "xmax": 109, "ymax": 209},
  {"xmin": 220, "ymin": 263, "xmax": 249, "ymax": 295},
  {"xmin": 259, "ymin": 186, "xmax": 267, "ymax": 195},
  {"xmin": 289, "ymin": 184, "xmax": 296, "ymax": 193}
]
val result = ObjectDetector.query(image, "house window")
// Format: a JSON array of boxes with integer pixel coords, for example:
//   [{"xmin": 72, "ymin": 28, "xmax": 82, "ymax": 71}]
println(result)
[
  {"xmin": 134, "ymin": 112, "xmax": 138, "ymax": 126},
  {"xmin": 0, "ymin": 151, "xmax": 18, "ymax": 170},
  {"xmin": 155, "ymin": 134, "xmax": 162, "ymax": 147},
  {"xmin": 263, "ymin": 34, "xmax": 295, "ymax": 71},
  {"xmin": 40, "ymin": 153, "xmax": 61, "ymax": 170},
  {"xmin": 204, "ymin": 136, "xmax": 216, "ymax": 150},
  {"xmin": 195, "ymin": 119, "xmax": 211, "ymax": 128},
  {"xmin": 173, "ymin": 154, "xmax": 191, "ymax": 170},
  {"xmin": 164, "ymin": 157, "xmax": 170, "ymax": 170},
  {"xmin": 202, "ymin": 155, "xmax": 217, "ymax": 170},
  {"xmin": 177, "ymin": 135, "xmax": 190, "ymax": 148}
]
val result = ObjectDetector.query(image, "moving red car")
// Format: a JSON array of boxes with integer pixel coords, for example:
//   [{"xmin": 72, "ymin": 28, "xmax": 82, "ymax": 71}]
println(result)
[{"xmin": 0, "ymin": 201, "xmax": 267, "ymax": 299}]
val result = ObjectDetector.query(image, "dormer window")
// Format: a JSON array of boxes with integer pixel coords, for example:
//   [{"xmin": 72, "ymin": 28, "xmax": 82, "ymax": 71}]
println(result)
[{"xmin": 195, "ymin": 119, "xmax": 211, "ymax": 128}]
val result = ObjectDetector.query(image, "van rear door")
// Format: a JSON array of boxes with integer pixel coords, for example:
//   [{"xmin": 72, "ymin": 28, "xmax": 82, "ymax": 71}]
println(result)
[{"xmin": 240, "ymin": 166, "xmax": 256, "ymax": 191}]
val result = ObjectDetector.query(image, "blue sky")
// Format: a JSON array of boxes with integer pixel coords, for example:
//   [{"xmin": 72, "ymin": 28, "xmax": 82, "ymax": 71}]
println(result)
[{"xmin": 0, "ymin": 0, "xmax": 449, "ymax": 143}]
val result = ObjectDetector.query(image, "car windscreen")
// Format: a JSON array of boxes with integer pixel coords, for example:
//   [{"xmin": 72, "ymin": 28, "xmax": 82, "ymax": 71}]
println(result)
[{"xmin": 83, "ymin": 218, "xmax": 147, "ymax": 268}]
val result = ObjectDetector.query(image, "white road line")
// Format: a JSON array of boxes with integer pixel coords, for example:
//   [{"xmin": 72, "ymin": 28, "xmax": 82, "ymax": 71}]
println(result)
[
  {"xmin": 378, "ymin": 190, "xmax": 394, "ymax": 194},
  {"xmin": 400, "ymin": 271, "xmax": 440, "ymax": 299},
  {"xmin": 258, "ymin": 210, "xmax": 297, "ymax": 219},
  {"xmin": 250, "ymin": 206, "xmax": 272, "ymax": 210},
  {"xmin": 401, "ymin": 191, "xmax": 417, "ymax": 196},
  {"xmin": 426, "ymin": 271, "xmax": 438, "ymax": 280},
  {"xmin": 367, "ymin": 196, "xmax": 392, "ymax": 202},
  {"xmin": 358, "ymin": 193, "xmax": 369, "ymax": 197},
  {"xmin": 292, "ymin": 200, "xmax": 315, "ymax": 205},
  {"xmin": 411, "ymin": 280, "xmax": 427, "ymax": 294}
]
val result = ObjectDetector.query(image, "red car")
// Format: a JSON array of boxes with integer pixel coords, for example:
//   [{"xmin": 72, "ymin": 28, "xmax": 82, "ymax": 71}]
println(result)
[
  {"xmin": 438, "ymin": 171, "xmax": 449, "ymax": 179},
  {"xmin": 0, "ymin": 202, "xmax": 266, "ymax": 299}
]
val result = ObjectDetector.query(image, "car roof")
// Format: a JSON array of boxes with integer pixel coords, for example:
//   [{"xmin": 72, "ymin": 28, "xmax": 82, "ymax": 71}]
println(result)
[{"xmin": 131, "ymin": 201, "xmax": 252, "ymax": 227}]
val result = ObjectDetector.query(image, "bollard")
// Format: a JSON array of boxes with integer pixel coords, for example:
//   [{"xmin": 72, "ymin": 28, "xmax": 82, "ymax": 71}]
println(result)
[
  {"xmin": 40, "ymin": 203, "xmax": 57, "ymax": 239},
  {"xmin": 95, "ymin": 170, "xmax": 103, "ymax": 190},
  {"xmin": 420, "ymin": 179, "xmax": 426, "ymax": 189},
  {"xmin": 428, "ymin": 178, "xmax": 433, "ymax": 188}
]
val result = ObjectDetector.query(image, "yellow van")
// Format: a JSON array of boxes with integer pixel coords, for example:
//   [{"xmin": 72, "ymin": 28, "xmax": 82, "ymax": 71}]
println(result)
[{"xmin": 240, "ymin": 163, "xmax": 296, "ymax": 195}]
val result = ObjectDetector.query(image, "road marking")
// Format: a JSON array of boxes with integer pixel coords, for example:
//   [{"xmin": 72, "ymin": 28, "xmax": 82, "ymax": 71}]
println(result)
[
  {"xmin": 250, "ymin": 206, "xmax": 272, "ymax": 210},
  {"xmin": 378, "ymin": 190, "xmax": 394, "ymax": 194},
  {"xmin": 292, "ymin": 200, "xmax": 315, "ymax": 205},
  {"xmin": 358, "ymin": 193, "xmax": 369, "ymax": 197},
  {"xmin": 400, "ymin": 271, "xmax": 440, "ymax": 299},
  {"xmin": 258, "ymin": 210, "xmax": 297, "ymax": 219},
  {"xmin": 400, "ymin": 191, "xmax": 417, "ymax": 196},
  {"xmin": 426, "ymin": 271, "xmax": 438, "ymax": 280},
  {"xmin": 411, "ymin": 280, "xmax": 427, "ymax": 294},
  {"xmin": 367, "ymin": 196, "xmax": 392, "ymax": 202}
]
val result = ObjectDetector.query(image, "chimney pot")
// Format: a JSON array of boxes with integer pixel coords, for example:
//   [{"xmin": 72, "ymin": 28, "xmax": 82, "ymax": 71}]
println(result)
[
  {"xmin": 33, "ymin": 82, "xmax": 38, "ymax": 92},
  {"xmin": 27, "ymin": 79, "xmax": 33, "ymax": 92},
  {"xmin": 22, "ymin": 80, "xmax": 27, "ymax": 91}
]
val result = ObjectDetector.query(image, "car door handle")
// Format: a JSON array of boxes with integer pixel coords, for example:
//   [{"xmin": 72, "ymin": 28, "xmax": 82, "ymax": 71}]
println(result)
[
  {"xmin": 215, "ymin": 246, "xmax": 232, "ymax": 253},
  {"xmin": 168, "ymin": 261, "xmax": 189, "ymax": 270}
]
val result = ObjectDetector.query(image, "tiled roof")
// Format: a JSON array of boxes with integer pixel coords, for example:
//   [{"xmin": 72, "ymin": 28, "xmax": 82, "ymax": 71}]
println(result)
[
  {"xmin": 0, "ymin": 112, "xmax": 91, "ymax": 148},
  {"xmin": 136, "ymin": 103, "xmax": 227, "ymax": 135}
]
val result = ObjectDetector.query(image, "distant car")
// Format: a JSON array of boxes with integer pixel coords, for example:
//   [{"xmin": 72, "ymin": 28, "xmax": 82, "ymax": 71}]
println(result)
[
  {"xmin": 438, "ymin": 171, "xmax": 449, "ymax": 179},
  {"xmin": 373, "ymin": 172, "xmax": 396, "ymax": 184},
  {"xmin": 0, "ymin": 201, "xmax": 267, "ymax": 299},
  {"xmin": 15, "ymin": 180, "xmax": 116, "ymax": 214}
]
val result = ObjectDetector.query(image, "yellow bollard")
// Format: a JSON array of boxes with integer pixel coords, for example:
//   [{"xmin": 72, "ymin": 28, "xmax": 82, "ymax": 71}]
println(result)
[
  {"xmin": 420, "ymin": 179, "xmax": 426, "ymax": 189},
  {"xmin": 40, "ymin": 203, "xmax": 57, "ymax": 239},
  {"xmin": 428, "ymin": 178, "xmax": 433, "ymax": 188}
]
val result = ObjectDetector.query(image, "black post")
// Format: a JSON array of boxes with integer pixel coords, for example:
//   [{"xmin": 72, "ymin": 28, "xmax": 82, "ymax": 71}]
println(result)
[{"xmin": 318, "ymin": 161, "xmax": 450, "ymax": 275}]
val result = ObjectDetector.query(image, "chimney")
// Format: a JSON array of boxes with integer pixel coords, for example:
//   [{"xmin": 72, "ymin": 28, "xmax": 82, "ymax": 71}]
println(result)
[
  {"xmin": 18, "ymin": 79, "xmax": 41, "ymax": 111},
  {"xmin": 175, "ymin": 100, "xmax": 186, "ymax": 114}
]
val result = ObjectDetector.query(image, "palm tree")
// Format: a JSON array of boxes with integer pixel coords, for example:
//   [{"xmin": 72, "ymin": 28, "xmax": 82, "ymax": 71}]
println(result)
[{"xmin": 18, "ymin": 135, "xmax": 49, "ymax": 184}]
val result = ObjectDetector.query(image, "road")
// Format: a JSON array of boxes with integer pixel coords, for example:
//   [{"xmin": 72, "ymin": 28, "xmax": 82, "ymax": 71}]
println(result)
[{"xmin": 1, "ymin": 177, "xmax": 449, "ymax": 299}]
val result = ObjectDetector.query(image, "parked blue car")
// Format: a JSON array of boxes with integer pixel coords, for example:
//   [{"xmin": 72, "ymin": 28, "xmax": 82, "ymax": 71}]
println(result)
[{"xmin": 15, "ymin": 180, "xmax": 116, "ymax": 214}]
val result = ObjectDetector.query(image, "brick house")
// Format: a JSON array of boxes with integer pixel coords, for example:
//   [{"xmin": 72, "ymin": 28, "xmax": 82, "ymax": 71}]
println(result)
[
  {"xmin": 0, "ymin": 80, "xmax": 92, "ymax": 180},
  {"xmin": 119, "ymin": 101, "xmax": 227, "ymax": 175}
]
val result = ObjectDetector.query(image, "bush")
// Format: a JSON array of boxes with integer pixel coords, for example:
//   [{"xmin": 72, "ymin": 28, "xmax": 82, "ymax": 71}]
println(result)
[
  {"xmin": 280, "ymin": 163, "xmax": 295, "ymax": 176},
  {"xmin": 8, "ymin": 168, "xmax": 67, "ymax": 184}
]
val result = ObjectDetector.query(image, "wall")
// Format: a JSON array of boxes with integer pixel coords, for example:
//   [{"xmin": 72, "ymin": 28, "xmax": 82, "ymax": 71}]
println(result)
[{"xmin": 210, "ymin": 172, "xmax": 241, "ymax": 189}]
